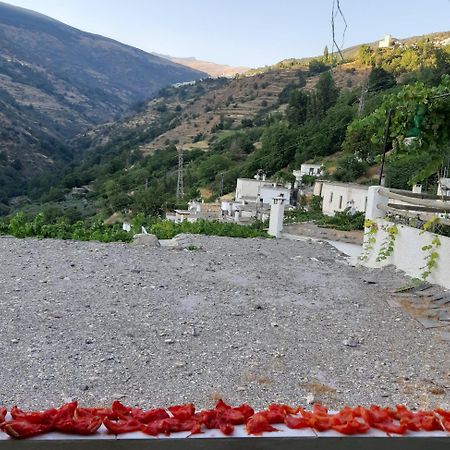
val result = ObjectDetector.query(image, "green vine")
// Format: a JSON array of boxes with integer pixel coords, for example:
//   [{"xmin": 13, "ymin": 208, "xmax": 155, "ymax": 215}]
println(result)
[
  {"xmin": 376, "ymin": 224, "xmax": 399, "ymax": 262},
  {"xmin": 420, "ymin": 235, "xmax": 441, "ymax": 280},
  {"xmin": 419, "ymin": 216, "xmax": 441, "ymax": 280},
  {"xmin": 359, "ymin": 219, "xmax": 378, "ymax": 262}
]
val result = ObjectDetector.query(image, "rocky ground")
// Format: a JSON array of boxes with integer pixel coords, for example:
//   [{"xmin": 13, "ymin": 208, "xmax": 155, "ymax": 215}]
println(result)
[{"xmin": 0, "ymin": 234, "xmax": 448, "ymax": 411}]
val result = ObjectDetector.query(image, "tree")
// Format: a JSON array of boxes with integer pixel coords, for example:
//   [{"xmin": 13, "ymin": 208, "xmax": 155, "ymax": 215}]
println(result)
[
  {"xmin": 368, "ymin": 67, "xmax": 396, "ymax": 91},
  {"xmin": 363, "ymin": 75, "xmax": 450, "ymax": 182},
  {"xmin": 323, "ymin": 45, "xmax": 329, "ymax": 63},
  {"xmin": 286, "ymin": 90, "xmax": 308, "ymax": 126},
  {"xmin": 315, "ymin": 72, "xmax": 339, "ymax": 114}
]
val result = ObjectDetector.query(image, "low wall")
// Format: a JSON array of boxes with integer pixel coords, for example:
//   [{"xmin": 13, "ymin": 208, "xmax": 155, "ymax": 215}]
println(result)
[{"xmin": 360, "ymin": 219, "xmax": 450, "ymax": 289}]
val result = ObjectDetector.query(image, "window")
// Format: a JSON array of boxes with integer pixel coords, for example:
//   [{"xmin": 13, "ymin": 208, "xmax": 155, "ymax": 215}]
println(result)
[
  {"xmin": 339, "ymin": 195, "xmax": 343, "ymax": 209},
  {"xmin": 309, "ymin": 168, "xmax": 314, "ymax": 175},
  {"xmin": 364, "ymin": 196, "xmax": 368, "ymax": 211},
  {"xmin": 329, "ymin": 192, "xmax": 333, "ymax": 203}
]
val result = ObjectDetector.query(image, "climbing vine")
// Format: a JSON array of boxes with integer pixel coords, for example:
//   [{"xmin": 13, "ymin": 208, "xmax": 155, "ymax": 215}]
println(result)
[
  {"xmin": 419, "ymin": 216, "xmax": 442, "ymax": 280},
  {"xmin": 376, "ymin": 224, "xmax": 398, "ymax": 262},
  {"xmin": 359, "ymin": 219, "xmax": 378, "ymax": 262}
]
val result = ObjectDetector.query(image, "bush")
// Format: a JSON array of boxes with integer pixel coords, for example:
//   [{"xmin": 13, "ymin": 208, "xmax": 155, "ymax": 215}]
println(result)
[{"xmin": 318, "ymin": 208, "xmax": 365, "ymax": 231}]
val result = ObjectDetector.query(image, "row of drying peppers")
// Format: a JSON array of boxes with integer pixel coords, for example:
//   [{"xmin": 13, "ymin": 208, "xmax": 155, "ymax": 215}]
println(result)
[{"xmin": 0, "ymin": 400, "xmax": 449, "ymax": 439}]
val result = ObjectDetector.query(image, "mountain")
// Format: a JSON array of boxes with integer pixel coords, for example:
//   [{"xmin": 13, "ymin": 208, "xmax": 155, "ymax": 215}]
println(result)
[
  {"xmin": 0, "ymin": 1, "xmax": 205, "ymax": 196},
  {"xmin": 154, "ymin": 53, "xmax": 249, "ymax": 77},
  {"xmin": 2, "ymin": 27, "xmax": 449, "ymax": 218}
]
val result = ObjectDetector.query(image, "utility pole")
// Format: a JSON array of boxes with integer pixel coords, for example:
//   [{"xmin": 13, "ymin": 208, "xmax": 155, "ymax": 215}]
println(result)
[
  {"xmin": 358, "ymin": 75, "xmax": 369, "ymax": 117},
  {"xmin": 176, "ymin": 148, "xmax": 184, "ymax": 198},
  {"xmin": 378, "ymin": 109, "xmax": 393, "ymax": 186},
  {"xmin": 219, "ymin": 173, "xmax": 224, "ymax": 198}
]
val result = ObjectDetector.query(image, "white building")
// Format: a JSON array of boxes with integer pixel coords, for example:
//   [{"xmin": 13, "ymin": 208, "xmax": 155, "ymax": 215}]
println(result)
[
  {"xmin": 293, "ymin": 163, "xmax": 323, "ymax": 182},
  {"xmin": 379, "ymin": 34, "xmax": 397, "ymax": 48},
  {"xmin": 235, "ymin": 178, "xmax": 292, "ymax": 205},
  {"xmin": 314, "ymin": 180, "xmax": 369, "ymax": 216},
  {"xmin": 437, "ymin": 178, "xmax": 450, "ymax": 196}
]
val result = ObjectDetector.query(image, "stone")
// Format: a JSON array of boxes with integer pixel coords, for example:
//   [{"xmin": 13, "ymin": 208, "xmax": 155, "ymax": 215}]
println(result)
[{"xmin": 132, "ymin": 234, "xmax": 160, "ymax": 247}]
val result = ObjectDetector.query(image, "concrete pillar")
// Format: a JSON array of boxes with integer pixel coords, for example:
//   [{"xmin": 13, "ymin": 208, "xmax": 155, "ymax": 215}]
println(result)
[
  {"xmin": 365, "ymin": 186, "xmax": 388, "ymax": 221},
  {"xmin": 234, "ymin": 210, "xmax": 240, "ymax": 223},
  {"xmin": 268, "ymin": 196, "xmax": 285, "ymax": 238}
]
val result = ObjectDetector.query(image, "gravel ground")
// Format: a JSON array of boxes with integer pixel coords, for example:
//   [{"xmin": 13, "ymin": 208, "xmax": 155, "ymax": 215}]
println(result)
[{"xmin": 0, "ymin": 235, "xmax": 448, "ymax": 411}]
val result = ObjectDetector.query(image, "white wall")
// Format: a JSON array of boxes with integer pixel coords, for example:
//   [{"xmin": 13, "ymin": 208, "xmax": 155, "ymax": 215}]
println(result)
[
  {"xmin": 260, "ymin": 186, "xmax": 291, "ymax": 205},
  {"xmin": 360, "ymin": 219, "xmax": 450, "ymax": 289},
  {"xmin": 320, "ymin": 183, "xmax": 368, "ymax": 216},
  {"xmin": 235, "ymin": 178, "xmax": 291, "ymax": 204},
  {"xmin": 235, "ymin": 178, "xmax": 262, "ymax": 202}
]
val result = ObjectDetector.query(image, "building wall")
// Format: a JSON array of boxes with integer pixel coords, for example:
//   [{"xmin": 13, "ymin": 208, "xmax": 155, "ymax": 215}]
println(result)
[
  {"xmin": 319, "ymin": 182, "xmax": 369, "ymax": 216},
  {"xmin": 235, "ymin": 178, "xmax": 265, "ymax": 202},
  {"xmin": 293, "ymin": 164, "xmax": 323, "ymax": 181},
  {"xmin": 260, "ymin": 186, "xmax": 291, "ymax": 205},
  {"xmin": 235, "ymin": 178, "xmax": 291, "ymax": 205},
  {"xmin": 361, "ymin": 219, "xmax": 450, "ymax": 290}
]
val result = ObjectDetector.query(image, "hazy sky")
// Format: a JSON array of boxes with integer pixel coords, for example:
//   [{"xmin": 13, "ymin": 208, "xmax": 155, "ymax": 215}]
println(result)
[{"xmin": 4, "ymin": 0, "xmax": 450, "ymax": 67}]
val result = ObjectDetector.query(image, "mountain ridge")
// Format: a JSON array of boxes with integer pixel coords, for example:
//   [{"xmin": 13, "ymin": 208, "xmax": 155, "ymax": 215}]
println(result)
[{"xmin": 0, "ymin": 1, "xmax": 206, "ymax": 199}]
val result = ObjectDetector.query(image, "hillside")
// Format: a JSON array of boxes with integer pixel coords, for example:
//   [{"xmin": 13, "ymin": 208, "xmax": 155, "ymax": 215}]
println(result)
[
  {"xmin": 154, "ymin": 53, "xmax": 249, "ymax": 77},
  {"xmin": 2, "ymin": 29, "xmax": 450, "ymax": 219},
  {"xmin": 0, "ymin": 1, "xmax": 205, "ymax": 198}
]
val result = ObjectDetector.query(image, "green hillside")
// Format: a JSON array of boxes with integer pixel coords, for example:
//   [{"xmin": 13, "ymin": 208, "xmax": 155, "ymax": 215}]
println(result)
[{"xmin": 2, "ymin": 33, "xmax": 450, "ymax": 224}]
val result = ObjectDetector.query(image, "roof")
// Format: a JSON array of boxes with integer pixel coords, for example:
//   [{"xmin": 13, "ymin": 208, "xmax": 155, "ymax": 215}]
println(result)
[{"xmin": 316, "ymin": 180, "xmax": 369, "ymax": 191}]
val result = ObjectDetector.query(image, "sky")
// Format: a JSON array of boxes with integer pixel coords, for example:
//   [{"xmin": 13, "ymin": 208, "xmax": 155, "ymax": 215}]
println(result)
[{"xmin": 3, "ymin": 0, "xmax": 450, "ymax": 67}]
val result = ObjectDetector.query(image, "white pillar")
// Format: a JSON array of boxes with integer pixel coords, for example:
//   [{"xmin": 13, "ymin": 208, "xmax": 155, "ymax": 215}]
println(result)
[
  {"xmin": 268, "ymin": 196, "xmax": 285, "ymax": 238},
  {"xmin": 234, "ymin": 210, "xmax": 240, "ymax": 223},
  {"xmin": 365, "ymin": 186, "xmax": 388, "ymax": 221}
]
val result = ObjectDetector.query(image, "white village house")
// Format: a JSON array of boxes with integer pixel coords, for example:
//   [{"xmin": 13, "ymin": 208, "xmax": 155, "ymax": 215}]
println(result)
[
  {"xmin": 293, "ymin": 163, "xmax": 323, "ymax": 182},
  {"xmin": 235, "ymin": 177, "xmax": 292, "ymax": 205},
  {"xmin": 314, "ymin": 180, "xmax": 369, "ymax": 216}
]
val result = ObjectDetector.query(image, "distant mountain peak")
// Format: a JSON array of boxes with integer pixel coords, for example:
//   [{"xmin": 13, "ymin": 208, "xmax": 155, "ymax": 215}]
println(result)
[{"xmin": 153, "ymin": 52, "xmax": 249, "ymax": 77}]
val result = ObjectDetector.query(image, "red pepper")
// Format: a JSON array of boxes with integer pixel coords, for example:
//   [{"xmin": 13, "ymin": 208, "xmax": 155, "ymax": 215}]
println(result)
[
  {"xmin": 55, "ymin": 417, "xmax": 102, "ymax": 435},
  {"xmin": 168, "ymin": 403, "xmax": 195, "ymax": 420},
  {"xmin": 246, "ymin": 413, "xmax": 278, "ymax": 435},
  {"xmin": 3, "ymin": 420, "xmax": 53, "ymax": 439},
  {"xmin": 76, "ymin": 407, "xmax": 116, "ymax": 420},
  {"xmin": 284, "ymin": 415, "xmax": 310, "ymax": 429},
  {"xmin": 103, "ymin": 418, "xmax": 142, "ymax": 434},
  {"xmin": 132, "ymin": 408, "xmax": 169, "ymax": 424}
]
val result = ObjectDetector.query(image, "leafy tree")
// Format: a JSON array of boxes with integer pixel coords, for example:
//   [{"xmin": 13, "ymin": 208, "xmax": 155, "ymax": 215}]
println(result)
[
  {"xmin": 308, "ymin": 59, "xmax": 329, "ymax": 75},
  {"xmin": 286, "ymin": 90, "xmax": 308, "ymax": 126},
  {"xmin": 365, "ymin": 75, "xmax": 450, "ymax": 182},
  {"xmin": 323, "ymin": 45, "xmax": 330, "ymax": 63},
  {"xmin": 368, "ymin": 67, "xmax": 396, "ymax": 92},
  {"xmin": 315, "ymin": 72, "xmax": 339, "ymax": 115}
]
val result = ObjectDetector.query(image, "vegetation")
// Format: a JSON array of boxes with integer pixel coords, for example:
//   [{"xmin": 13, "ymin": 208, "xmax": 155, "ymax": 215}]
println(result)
[
  {"xmin": 2, "ymin": 34, "xmax": 449, "ymax": 236},
  {"xmin": 0, "ymin": 212, "xmax": 268, "ymax": 242}
]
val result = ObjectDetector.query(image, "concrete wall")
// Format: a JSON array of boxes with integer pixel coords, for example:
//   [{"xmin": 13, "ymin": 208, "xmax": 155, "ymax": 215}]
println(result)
[
  {"xmin": 360, "ymin": 219, "xmax": 450, "ymax": 289},
  {"xmin": 320, "ymin": 182, "xmax": 369, "ymax": 216},
  {"xmin": 235, "ymin": 178, "xmax": 291, "ymax": 205},
  {"xmin": 260, "ymin": 185, "xmax": 291, "ymax": 205}
]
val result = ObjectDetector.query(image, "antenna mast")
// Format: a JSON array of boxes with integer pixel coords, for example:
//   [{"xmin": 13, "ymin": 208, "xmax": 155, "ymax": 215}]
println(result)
[{"xmin": 176, "ymin": 148, "xmax": 184, "ymax": 198}]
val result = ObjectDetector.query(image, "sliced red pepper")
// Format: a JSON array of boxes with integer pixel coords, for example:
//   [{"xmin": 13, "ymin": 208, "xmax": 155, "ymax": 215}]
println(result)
[
  {"xmin": 103, "ymin": 418, "xmax": 142, "ymax": 434},
  {"xmin": 10, "ymin": 406, "xmax": 57, "ymax": 425},
  {"xmin": 3, "ymin": 420, "xmax": 53, "ymax": 439},
  {"xmin": 76, "ymin": 407, "xmax": 115, "ymax": 420},
  {"xmin": 246, "ymin": 413, "xmax": 278, "ymax": 435},
  {"xmin": 111, "ymin": 400, "xmax": 132, "ymax": 420},
  {"xmin": 132, "ymin": 407, "xmax": 169, "ymax": 424},
  {"xmin": 168, "ymin": 403, "xmax": 195, "ymax": 420},
  {"xmin": 285, "ymin": 415, "xmax": 310, "ymax": 429},
  {"xmin": 56, "ymin": 417, "xmax": 102, "ymax": 435}
]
